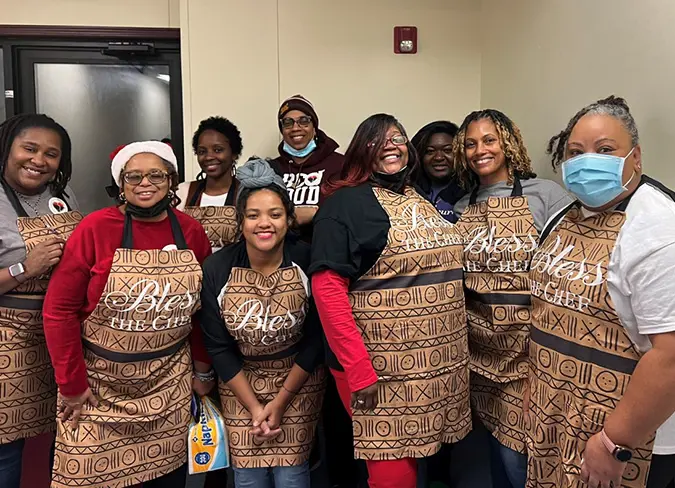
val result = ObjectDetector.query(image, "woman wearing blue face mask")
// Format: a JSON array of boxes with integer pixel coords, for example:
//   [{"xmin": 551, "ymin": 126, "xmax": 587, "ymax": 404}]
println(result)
[
  {"xmin": 525, "ymin": 96, "xmax": 675, "ymax": 488},
  {"xmin": 270, "ymin": 95, "xmax": 345, "ymax": 240}
]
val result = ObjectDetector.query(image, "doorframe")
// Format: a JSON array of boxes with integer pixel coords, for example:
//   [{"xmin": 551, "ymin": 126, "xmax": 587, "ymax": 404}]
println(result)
[
  {"xmin": 0, "ymin": 25, "xmax": 184, "ymax": 175},
  {"xmin": 0, "ymin": 25, "xmax": 179, "ymax": 40}
]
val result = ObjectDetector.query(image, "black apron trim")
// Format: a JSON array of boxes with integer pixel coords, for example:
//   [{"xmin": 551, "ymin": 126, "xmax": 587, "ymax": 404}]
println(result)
[
  {"xmin": 0, "ymin": 294, "xmax": 44, "ymax": 310},
  {"xmin": 530, "ymin": 326, "xmax": 637, "ymax": 375},
  {"xmin": 469, "ymin": 176, "xmax": 522, "ymax": 205},
  {"xmin": 464, "ymin": 288, "xmax": 531, "ymax": 306},
  {"xmin": 243, "ymin": 342, "xmax": 300, "ymax": 362},
  {"xmin": 82, "ymin": 338, "xmax": 185, "ymax": 363},
  {"xmin": 121, "ymin": 208, "xmax": 188, "ymax": 250},
  {"xmin": 187, "ymin": 180, "xmax": 206, "ymax": 206},
  {"xmin": 538, "ymin": 201, "xmax": 578, "ymax": 245},
  {"xmin": 350, "ymin": 268, "xmax": 463, "ymax": 292},
  {"xmin": 1, "ymin": 178, "xmax": 29, "ymax": 217},
  {"xmin": 616, "ymin": 175, "xmax": 675, "ymax": 212},
  {"xmin": 187, "ymin": 179, "xmax": 237, "ymax": 207}
]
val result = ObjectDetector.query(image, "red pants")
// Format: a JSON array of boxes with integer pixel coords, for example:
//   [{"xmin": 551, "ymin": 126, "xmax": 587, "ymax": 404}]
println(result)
[{"xmin": 331, "ymin": 369, "xmax": 417, "ymax": 488}]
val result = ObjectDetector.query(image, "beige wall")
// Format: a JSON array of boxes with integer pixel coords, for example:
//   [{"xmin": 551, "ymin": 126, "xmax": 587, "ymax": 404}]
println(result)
[
  {"xmin": 480, "ymin": 0, "xmax": 675, "ymax": 186},
  {"xmin": 180, "ymin": 0, "xmax": 482, "ymax": 179},
  {"xmin": 0, "ymin": 0, "xmax": 179, "ymax": 27}
]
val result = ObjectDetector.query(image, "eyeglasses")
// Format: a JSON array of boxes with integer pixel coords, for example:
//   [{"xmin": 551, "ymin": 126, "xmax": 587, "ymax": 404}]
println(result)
[
  {"xmin": 281, "ymin": 116, "xmax": 313, "ymax": 129},
  {"xmin": 368, "ymin": 135, "xmax": 408, "ymax": 148},
  {"xmin": 123, "ymin": 170, "xmax": 170, "ymax": 186}
]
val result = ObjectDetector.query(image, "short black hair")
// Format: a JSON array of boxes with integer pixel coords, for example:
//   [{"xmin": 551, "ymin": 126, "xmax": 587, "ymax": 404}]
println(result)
[
  {"xmin": 191, "ymin": 116, "xmax": 243, "ymax": 157},
  {"xmin": 411, "ymin": 120, "xmax": 459, "ymax": 155},
  {"xmin": 0, "ymin": 113, "xmax": 73, "ymax": 196}
]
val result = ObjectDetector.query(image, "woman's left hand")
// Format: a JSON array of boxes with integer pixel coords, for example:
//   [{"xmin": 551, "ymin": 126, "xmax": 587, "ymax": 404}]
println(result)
[
  {"xmin": 192, "ymin": 376, "xmax": 215, "ymax": 397},
  {"xmin": 580, "ymin": 432, "xmax": 626, "ymax": 488},
  {"xmin": 58, "ymin": 388, "xmax": 99, "ymax": 430}
]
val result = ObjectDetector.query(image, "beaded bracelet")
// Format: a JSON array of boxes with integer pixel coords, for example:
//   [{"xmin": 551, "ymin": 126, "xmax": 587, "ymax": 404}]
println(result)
[{"xmin": 193, "ymin": 369, "xmax": 215, "ymax": 382}]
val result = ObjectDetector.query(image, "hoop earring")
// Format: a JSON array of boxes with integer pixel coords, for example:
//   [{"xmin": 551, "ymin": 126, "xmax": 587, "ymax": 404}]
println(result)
[{"xmin": 118, "ymin": 192, "xmax": 127, "ymax": 203}]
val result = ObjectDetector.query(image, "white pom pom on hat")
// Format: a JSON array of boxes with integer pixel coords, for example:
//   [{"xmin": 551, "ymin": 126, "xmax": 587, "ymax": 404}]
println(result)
[{"xmin": 111, "ymin": 141, "xmax": 178, "ymax": 186}]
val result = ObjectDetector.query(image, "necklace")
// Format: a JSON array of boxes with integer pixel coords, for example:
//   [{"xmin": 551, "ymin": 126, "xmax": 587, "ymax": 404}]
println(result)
[{"xmin": 16, "ymin": 191, "xmax": 44, "ymax": 217}]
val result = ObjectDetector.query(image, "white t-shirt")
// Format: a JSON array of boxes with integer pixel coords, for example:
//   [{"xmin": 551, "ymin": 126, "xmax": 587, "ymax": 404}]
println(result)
[
  {"xmin": 175, "ymin": 181, "xmax": 228, "ymax": 210},
  {"xmin": 546, "ymin": 183, "xmax": 675, "ymax": 454}
]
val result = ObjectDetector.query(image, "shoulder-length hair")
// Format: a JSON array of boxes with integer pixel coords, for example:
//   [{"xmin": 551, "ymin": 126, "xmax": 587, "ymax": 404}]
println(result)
[{"xmin": 323, "ymin": 113, "xmax": 418, "ymax": 197}]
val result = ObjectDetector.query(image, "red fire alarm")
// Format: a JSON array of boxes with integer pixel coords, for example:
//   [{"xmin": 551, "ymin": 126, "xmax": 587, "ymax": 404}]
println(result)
[{"xmin": 394, "ymin": 26, "xmax": 417, "ymax": 54}]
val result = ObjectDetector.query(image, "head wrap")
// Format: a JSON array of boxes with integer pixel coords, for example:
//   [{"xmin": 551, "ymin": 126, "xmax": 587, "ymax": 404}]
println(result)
[{"xmin": 235, "ymin": 158, "xmax": 287, "ymax": 201}]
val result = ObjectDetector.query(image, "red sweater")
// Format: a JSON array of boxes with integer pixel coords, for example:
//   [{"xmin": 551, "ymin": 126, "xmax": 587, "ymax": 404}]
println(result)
[{"xmin": 43, "ymin": 206, "xmax": 212, "ymax": 397}]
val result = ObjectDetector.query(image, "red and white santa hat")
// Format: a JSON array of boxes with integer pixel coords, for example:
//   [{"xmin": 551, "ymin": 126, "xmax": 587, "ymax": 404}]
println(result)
[{"xmin": 110, "ymin": 140, "xmax": 178, "ymax": 186}]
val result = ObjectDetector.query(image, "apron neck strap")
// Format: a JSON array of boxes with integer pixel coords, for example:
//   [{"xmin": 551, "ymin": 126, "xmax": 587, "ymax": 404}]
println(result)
[
  {"xmin": 469, "ymin": 175, "xmax": 522, "ymax": 205},
  {"xmin": 1, "ymin": 177, "xmax": 29, "ymax": 218},
  {"xmin": 188, "ymin": 178, "xmax": 238, "ymax": 207},
  {"xmin": 121, "ymin": 208, "xmax": 189, "ymax": 250},
  {"xmin": 511, "ymin": 176, "xmax": 523, "ymax": 197},
  {"xmin": 187, "ymin": 180, "xmax": 206, "ymax": 207},
  {"xmin": 225, "ymin": 179, "xmax": 237, "ymax": 206}
]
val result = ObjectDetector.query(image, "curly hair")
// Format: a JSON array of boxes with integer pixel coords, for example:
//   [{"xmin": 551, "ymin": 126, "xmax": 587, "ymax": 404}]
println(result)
[
  {"xmin": 0, "ymin": 113, "xmax": 73, "ymax": 196},
  {"xmin": 452, "ymin": 109, "xmax": 535, "ymax": 189},
  {"xmin": 547, "ymin": 95, "xmax": 638, "ymax": 171},
  {"xmin": 192, "ymin": 116, "xmax": 243, "ymax": 179}
]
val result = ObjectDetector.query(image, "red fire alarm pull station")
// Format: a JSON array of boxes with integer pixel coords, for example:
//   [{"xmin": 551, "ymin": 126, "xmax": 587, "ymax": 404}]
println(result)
[{"xmin": 394, "ymin": 26, "xmax": 417, "ymax": 54}]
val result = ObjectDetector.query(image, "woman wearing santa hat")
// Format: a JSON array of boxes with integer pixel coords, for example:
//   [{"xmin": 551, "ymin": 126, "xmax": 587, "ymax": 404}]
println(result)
[{"xmin": 42, "ymin": 140, "xmax": 214, "ymax": 488}]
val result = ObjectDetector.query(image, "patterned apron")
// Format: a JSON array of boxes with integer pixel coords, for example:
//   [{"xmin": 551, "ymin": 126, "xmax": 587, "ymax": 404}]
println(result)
[
  {"xmin": 455, "ymin": 178, "xmax": 537, "ymax": 453},
  {"xmin": 348, "ymin": 186, "xmax": 470, "ymax": 461},
  {"xmin": 182, "ymin": 179, "xmax": 238, "ymax": 250},
  {"xmin": 526, "ymin": 177, "xmax": 669, "ymax": 488},
  {"xmin": 218, "ymin": 261, "xmax": 325, "ymax": 468},
  {"xmin": 52, "ymin": 209, "xmax": 202, "ymax": 488},
  {"xmin": 0, "ymin": 181, "xmax": 82, "ymax": 444}
]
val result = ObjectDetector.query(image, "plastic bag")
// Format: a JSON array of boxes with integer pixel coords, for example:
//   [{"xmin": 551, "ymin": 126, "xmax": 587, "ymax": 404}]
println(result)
[{"xmin": 188, "ymin": 394, "xmax": 230, "ymax": 474}]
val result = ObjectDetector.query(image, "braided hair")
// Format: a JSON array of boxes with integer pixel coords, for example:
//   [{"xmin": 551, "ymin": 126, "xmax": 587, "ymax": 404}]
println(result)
[
  {"xmin": 547, "ymin": 96, "xmax": 638, "ymax": 171},
  {"xmin": 452, "ymin": 109, "xmax": 535, "ymax": 189},
  {"xmin": 0, "ymin": 113, "xmax": 73, "ymax": 196}
]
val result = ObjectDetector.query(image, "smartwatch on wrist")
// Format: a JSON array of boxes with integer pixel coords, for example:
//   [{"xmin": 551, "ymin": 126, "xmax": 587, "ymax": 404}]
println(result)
[
  {"xmin": 8, "ymin": 263, "xmax": 27, "ymax": 284},
  {"xmin": 600, "ymin": 429, "xmax": 634, "ymax": 462}
]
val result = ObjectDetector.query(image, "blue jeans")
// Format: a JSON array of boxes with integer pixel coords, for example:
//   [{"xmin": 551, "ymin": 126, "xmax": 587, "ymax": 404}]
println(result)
[
  {"xmin": 488, "ymin": 435, "xmax": 527, "ymax": 488},
  {"xmin": 233, "ymin": 462, "xmax": 310, "ymax": 488},
  {"xmin": 0, "ymin": 439, "xmax": 24, "ymax": 488}
]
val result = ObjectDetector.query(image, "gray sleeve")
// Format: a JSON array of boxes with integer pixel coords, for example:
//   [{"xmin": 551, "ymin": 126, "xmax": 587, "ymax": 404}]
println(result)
[
  {"xmin": 64, "ymin": 185, "xmax": 81, "ymax": 211},
  {"xmin": 525, "ymin": 179, "xmax": 574, "ymax": 232},
  {"xmin": 544, "ymin": 181, "xmax": 574, "ymax": 220},
  {"xmin": 453, "ymin": 193, "xmax": 471, "ymax": 216}
]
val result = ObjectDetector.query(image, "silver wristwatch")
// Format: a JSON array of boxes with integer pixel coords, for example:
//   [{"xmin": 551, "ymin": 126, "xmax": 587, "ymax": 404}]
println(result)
[{"xmin": 8, "ymin": 263, "xmax": 27, "ymax": 284}]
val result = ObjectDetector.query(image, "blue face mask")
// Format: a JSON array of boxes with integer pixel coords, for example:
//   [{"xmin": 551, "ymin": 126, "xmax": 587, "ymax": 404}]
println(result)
[
  {"xmin": 283, "ymin": 138, "xmax": 317, "ymax": 158},
  {"xmin": 561, "ymin": 148, "xmax": 636, "ymax": 208}
]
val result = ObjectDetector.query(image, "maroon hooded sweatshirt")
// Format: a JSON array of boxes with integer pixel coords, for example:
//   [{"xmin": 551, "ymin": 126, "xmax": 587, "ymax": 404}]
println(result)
[{"xmin": 271, "ymin": 129, "xmax": 345, "ymax": 206}]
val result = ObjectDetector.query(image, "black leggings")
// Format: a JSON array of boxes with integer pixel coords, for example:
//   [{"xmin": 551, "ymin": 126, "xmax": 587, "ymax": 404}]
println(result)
[
  {"xmin": 647, "ymin": 454, "xmax": 675, "ymax": 488},
  {"xmin": 144, "ymin": 464, "xmax": 188, "ymax": 488}
]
